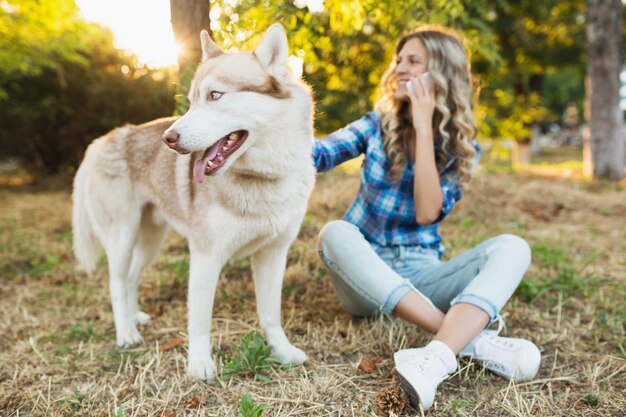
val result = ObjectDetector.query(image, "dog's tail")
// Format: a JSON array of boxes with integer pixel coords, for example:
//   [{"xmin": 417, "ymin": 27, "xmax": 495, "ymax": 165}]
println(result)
[{"xmin": 71, "ymin": 144, "xmax": 101, "ymax": 275}]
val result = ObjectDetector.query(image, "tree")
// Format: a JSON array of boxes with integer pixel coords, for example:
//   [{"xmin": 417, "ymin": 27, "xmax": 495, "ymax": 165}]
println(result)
[
  {"xmin": 584, "ymin": 0, "xmax": 624, "ymax": 181},
  {"xmin": 169, "ymin": 0, "xmax": 211, "ymax": 113},
  {"xmin": 0, "ymin": 0, "xmax": 86, "ymax": 99},
  {"xmin": 0, "ymin": 2, "xmax": 175, "ymax": 174},
  {"xmin": 470, "ymin": 0, "xmax": 588, "ymax": 163},
  {"xmin": 210, "ymin": 0, "xmax": 495, "ymax": 134}
]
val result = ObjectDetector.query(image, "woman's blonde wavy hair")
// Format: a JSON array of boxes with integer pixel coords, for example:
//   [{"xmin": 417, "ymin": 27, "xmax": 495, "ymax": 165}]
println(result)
[{"xmin": 374, "ymin": 25, "xmax": 478, "ymax": 184}]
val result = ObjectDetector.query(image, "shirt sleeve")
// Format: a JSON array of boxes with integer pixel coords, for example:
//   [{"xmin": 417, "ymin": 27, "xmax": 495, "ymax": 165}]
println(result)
[
  {"xmin": 433, "ymin": 139, "xmax": 481, "ymax": 223},
  {"xmin": 312, "ymin": 112, "xmax": 378, "ymax": 173}
]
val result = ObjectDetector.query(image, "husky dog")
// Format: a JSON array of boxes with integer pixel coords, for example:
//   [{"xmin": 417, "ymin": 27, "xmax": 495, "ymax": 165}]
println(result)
[{"xmin": 72, "ymin": 25, "xmax": 315, "ymax": 380}]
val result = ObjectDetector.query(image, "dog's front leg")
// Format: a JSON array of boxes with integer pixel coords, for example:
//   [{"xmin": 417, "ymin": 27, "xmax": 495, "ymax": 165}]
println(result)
[
  {"xmin": 251, "ymin": 240, "xmax": 308, "ymax": 365},
  {"xmin": 186, "ymin": 249, "xmax": 221, "ymax": 381}
]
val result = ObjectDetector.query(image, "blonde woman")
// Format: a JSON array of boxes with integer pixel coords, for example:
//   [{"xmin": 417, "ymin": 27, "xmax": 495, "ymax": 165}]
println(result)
[{"xmin": 313, "ymin": 26, "xmax": 541, "ymax": 411}]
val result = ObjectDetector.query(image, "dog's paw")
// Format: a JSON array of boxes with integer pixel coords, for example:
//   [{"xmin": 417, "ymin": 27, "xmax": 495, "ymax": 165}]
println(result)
[
  {"xmin": 134, "ymin": 311, "xmax": 151, "ymax": 325},
  {"xmin": 273, "ymin": 344, "xmax": 308, "ymax": 365},
  {"xmin": 187, "ymin": 357, "xmax": 217, "ymax": 381},
  {"xmin": 116, "ymin": 326, "xmax": 144, "ymax": 347}
]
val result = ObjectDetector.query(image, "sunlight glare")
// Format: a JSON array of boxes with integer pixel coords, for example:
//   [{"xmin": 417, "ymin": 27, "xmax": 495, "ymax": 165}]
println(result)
[
  {"xmin": 75, "ymin": 0, "xmax": 179, "ymax": 68},
  {"xmin": 294, "ymin": 0, "xmax": 325, "ymax": 13}
]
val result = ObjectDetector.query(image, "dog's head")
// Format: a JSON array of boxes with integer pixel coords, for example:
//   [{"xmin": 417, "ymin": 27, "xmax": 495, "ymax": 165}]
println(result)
[{"xmin": 162, "ymin": 24, "xmax": 313, "ymax": 183}]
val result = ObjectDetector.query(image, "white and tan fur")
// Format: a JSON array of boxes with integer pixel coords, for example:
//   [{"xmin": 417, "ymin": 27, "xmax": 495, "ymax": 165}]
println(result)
[{"xmin": 72, "ymin": 25, "xmax": 315, "ymax": 380}]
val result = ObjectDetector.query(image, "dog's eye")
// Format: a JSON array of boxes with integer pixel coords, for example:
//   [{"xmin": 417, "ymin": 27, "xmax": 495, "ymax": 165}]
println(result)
[{"xmin": 208, "ymin": 91, "xmax": 223, "ymax": 101}]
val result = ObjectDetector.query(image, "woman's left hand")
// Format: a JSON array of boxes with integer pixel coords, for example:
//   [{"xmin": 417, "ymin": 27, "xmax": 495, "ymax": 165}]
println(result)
[{"xmin": 406, "ymin": 74, "xmax": 436, "ymax": 137}]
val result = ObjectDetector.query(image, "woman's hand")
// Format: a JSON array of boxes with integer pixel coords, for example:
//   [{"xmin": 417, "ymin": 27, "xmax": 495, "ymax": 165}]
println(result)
[{"xmin": 406, "ymin": 73, "xmax": 435, "ymax": 138}]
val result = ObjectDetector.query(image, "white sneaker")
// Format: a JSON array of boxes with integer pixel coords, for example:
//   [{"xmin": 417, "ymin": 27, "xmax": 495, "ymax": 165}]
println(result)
[
  {"xmin": 394, "ymin": 341, "xmax": 457, "ymax": 411},
  {"xmin": 459, "ymin": 330, "xmax": 541, "ymax": 382}
]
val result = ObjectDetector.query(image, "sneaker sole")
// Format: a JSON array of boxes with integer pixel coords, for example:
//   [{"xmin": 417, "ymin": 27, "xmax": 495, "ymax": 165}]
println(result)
[{"xmin": 395, "ymin": 370, "xmax": 424, "ymax": 412}]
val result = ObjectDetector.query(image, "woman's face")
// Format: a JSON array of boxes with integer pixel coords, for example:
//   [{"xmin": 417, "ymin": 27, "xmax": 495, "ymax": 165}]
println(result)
[{"xmin": 394, "ymin": 37, "xmax": 429, "ymax": 101}]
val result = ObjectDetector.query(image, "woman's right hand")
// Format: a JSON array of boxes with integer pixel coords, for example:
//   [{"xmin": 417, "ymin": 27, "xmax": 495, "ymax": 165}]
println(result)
[{"xmin": 406, "ymin": 73, "xmax": 436, "ymax": 137}]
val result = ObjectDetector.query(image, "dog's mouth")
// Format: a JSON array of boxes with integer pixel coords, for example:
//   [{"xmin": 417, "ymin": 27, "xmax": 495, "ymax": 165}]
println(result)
[{"xmin": 192, "ymin": 130, "xmax": 248, "ymax": 183}]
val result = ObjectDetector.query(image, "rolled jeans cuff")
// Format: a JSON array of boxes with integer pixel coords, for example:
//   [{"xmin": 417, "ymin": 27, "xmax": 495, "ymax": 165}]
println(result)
[
  {"xmin": 380, "ymin": 279, "xmax": 415, "ymax": 314},
  {"xmin": 451, "ymin": 293, "xmax": 499, "ymax": 323}
]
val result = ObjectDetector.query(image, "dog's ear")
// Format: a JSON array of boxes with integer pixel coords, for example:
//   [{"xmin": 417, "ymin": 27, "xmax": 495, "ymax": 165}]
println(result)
[
  {"xmin": 200, "ymin": 30, "xmax": 222, "ymax": 62},
  {"xmin": 254, "ymin": 24, "xmax": 289, "ymax": 77}
]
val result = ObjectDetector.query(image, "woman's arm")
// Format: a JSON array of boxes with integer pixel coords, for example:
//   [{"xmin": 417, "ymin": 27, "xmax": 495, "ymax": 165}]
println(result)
[
  {"xmin": 412, "ymin": 129, "xmax": 443, "ymax": 224},
  {"xmin": 407, "ymin": 75, "xmax": 444, "ymax": 225},
  {"xmin": 312, "ymin": 113, "xmax": 376, "ymax": 173}
]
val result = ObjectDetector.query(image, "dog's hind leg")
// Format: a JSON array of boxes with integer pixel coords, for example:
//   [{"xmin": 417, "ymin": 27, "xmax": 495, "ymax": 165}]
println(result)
[
  {"xmin": 105, "ymin": 219, "xmax": 143, "ymax": 347},
  {"xmin": 126, "ymin": 205, "xmax": 169, "ymax": 326},
  {"xmin": 186, "ymin": 248, "xmax": 223, "ymax": 381},
  {"xmin": 251, "ymin": 240, "xmax": 308, "ymax": 365}
]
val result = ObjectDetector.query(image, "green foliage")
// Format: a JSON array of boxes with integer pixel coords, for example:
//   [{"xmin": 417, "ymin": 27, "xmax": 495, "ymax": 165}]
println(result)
[
  {"xmin": 218, "ymin": 331, "xmax": 282, "ymax": 382},
  {"xmin": 238, "ymin": 394, "xmax": 272, "ymax": 417},
  {"xmin": 0, "ymin": 0, "xmax": 86, "ymax": 84},
  {"xmin": 472, "ymin": 0, "xmax": 587, "ymax": 140},
  {"xmin": 205, "ymin": 0, "xmax": 589, "ymax": 141},
  {"xmin": 0, "ymin": 0, "xmax": 598, "ymax": 175},
  {"xmin": 0, "ymin": 1, "xmax": 175, "ymax": 174},
  {"xmin": 210, "ymin": 0, "xmax": 495, "ymax": 135}
]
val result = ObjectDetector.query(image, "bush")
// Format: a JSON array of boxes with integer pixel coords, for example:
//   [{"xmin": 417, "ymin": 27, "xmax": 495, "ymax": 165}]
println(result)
[{"xmin": 0, "ymin": 23, "xmax": 175, "ymax": 175}]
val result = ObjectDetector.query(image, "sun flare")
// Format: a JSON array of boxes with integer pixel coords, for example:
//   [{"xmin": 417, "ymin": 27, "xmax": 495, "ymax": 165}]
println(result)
[{"xmin": 75, "ymin": 0, "xmax": 179, "ymax": 68}]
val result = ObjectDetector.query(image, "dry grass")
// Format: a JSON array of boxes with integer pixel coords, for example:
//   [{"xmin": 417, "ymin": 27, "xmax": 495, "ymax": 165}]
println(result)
[{"xmin": 1, "ymin": 167, "xmax": 625, "ymax": 416}]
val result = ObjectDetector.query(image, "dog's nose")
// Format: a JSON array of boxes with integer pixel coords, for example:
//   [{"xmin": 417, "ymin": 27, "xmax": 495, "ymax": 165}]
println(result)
[{"xmin": 162, "ymin": 130, "xmax": 180, "ymax": 148}]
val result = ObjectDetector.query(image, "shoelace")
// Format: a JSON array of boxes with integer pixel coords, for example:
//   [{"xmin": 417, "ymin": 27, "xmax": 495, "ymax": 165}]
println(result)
[
  {"xmin": 492, "ymin": 315, "xmax": 506, "ymax": 334},
  {"xmin": 483, "ymin": 334, "xmax": 517, "ymax": 350},
  {"xmin": 415, "ymin": 350, "xmax": 434, "ymax": 373}
]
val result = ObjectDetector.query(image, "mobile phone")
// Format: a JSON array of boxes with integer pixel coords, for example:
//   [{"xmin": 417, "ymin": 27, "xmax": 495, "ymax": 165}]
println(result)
[
  {"xmin": 422, "ymin": 72, "xmax": 433, "ymax": 90},
  {"xmin": 407, "ymin": 72, "xmax": 433, "ymax": 96}
]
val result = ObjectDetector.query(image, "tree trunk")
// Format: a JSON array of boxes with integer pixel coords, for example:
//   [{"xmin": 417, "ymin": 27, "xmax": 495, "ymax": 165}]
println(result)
[
  {"xmin": 585, "ymin": 0, "xmax": 624, "ymax": 181},
  {"xmin": 512, "ymin": 140, "xmax": 531, "ymax": 166},
  {"xmin": 170, "ymin": 0, "xmax": 211, "ymax": 76},
  {"xmin": 169, "ymin": 0, "xmax": 211, "ymax": 114}
]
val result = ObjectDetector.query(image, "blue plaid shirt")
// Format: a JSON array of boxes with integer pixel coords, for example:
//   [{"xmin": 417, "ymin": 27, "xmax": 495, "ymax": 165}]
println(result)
[{"xmin": 313, "ymin": 111, "xmax": 479, "ymax": 257}]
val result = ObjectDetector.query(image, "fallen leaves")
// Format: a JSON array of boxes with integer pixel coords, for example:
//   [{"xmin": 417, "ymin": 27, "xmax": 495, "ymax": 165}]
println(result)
[
  {"xmin": 159, "ymin": 337, "xmax": 184, "ymax": 352},
  {"xmin": 357, "ymin": 356, "xmax": 383, "ymax": 374},
  {"xmin": 183, "ymin": 396, "xmax": 203, "ymax": 409}
]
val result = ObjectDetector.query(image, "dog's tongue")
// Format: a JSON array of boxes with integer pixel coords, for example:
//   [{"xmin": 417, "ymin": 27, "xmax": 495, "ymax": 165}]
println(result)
[{"xmin": 193, "ymin": 140, "xmax": 223, "ymax": 183}]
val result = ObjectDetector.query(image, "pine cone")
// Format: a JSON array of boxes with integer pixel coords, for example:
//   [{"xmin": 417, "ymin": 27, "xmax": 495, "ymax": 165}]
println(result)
[{"xmin": 374, "ymin": 385, "xmax": 407, "ymax": 416}]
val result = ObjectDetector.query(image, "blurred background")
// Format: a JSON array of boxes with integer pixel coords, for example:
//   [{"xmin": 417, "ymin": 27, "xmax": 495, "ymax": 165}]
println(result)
[{"xmin": 0, "ymin": 0, "xmax": 624, "ymax": 182}]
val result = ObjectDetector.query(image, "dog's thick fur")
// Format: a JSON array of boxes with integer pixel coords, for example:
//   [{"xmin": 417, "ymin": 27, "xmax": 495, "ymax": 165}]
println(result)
[{"xmin": 72, "ymin": 25, "xmax": 315, "ymax": 380}]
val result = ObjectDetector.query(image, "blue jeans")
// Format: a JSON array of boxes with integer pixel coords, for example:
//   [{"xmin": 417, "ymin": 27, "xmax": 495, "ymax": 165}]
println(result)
[{"xmin": 317, "ymin": 220, "xmax": 531, "ymax": 322}]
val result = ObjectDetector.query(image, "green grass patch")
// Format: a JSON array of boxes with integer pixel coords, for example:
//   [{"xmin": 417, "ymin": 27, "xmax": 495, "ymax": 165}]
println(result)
[
  {"xmin": 516, "ymin": 243, "xmax": 594, "ymax": 303},
  {"xmin": 238, "ymin": 394, "xmax": 272, "ymax": 417},
  {"xmin": 282, "ymin": 281, "xmax": 306, "ymax": 300},
  {"xmin": 451, "ymin": 398, "xmax": 470, "ymax": 410},
  {"xmin": 217, "ymin": 331, "xmax": 282, "ymax": 382},
  {"xmin": 223, "ymin": 256, "xmax": 252, "ymax": 277},
  {"xmin": 55, "ymin": 392, "xmax": 85, "ymax": 412},
  {"xmin": 64, "ymin": 322, "xmax": 111, "ymax": 342},
  {"xmin": 582, "ymin": 394, "xmax": 599, "ymax": 407}
]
